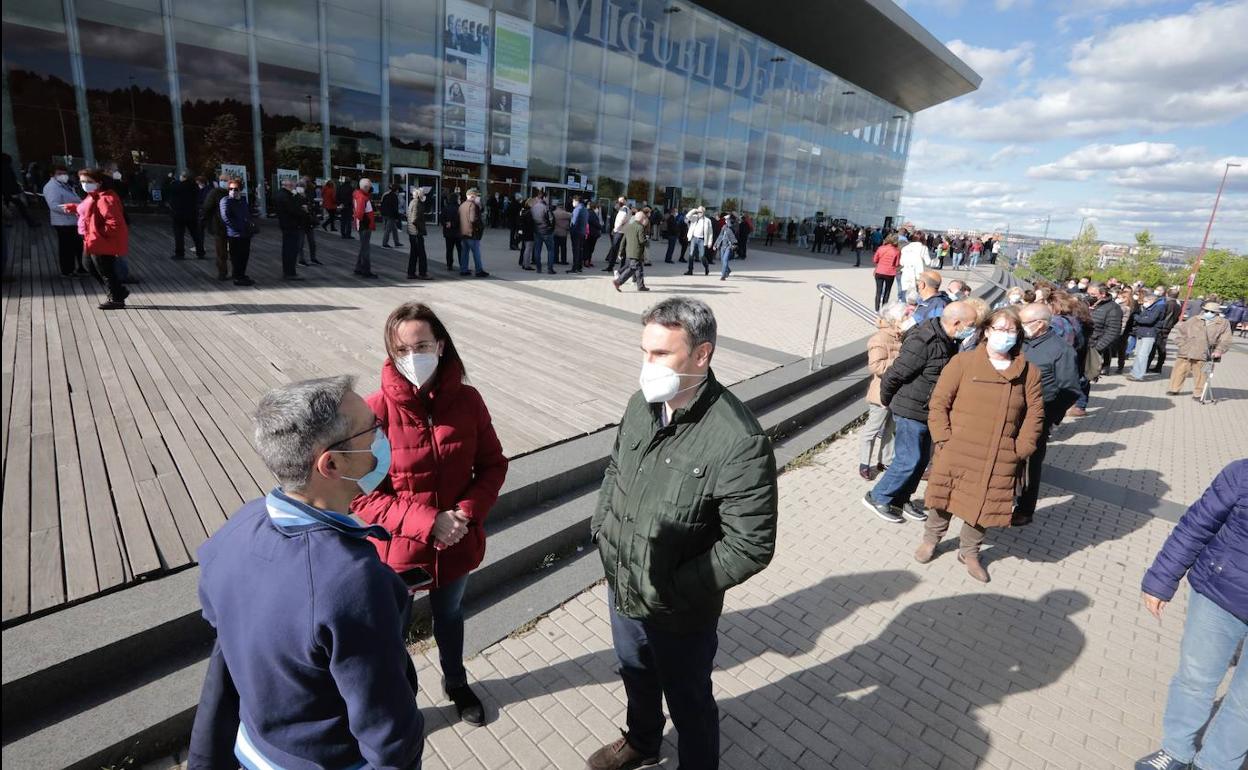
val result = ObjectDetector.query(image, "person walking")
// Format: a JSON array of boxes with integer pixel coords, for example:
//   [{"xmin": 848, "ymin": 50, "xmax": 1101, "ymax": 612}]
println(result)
[
  {"xmin": 169, "ymin": 171, "xmax": 204, "ymax": 260},
  {"xmin": 684, "ymin": 208, "xmax": 712, "ymax": 276},
  {"xmin": 352, "ymin": 303, "xmax": 508, "ymax": 727},
  {"xmin": 217, "ymin": 178, "xmax": 255, "ymax": 286},
  {"xmin": 60, "ymin": 168, "xmax": 131, "ymax": 309},
  {"xmin": 380, "ymin": 183, "xmax": 404, "ymax": 249},
  {"xmin": 188, "ymin": 376, "xmax": 426, "ymax": 770},
  {"xmin": 871, "ymin": 233, "xmax": 901, "ymax": 310},
  {"xmin": 457, "ymin": 188, "xmax": 488, "ymax": 277},
  {"xmin": 860, "ymin": 303, "xmax": 905, "ymax": 479},
  {"xmin": 295, "ymin": 178, "xmax": 322, "ymax": 267},
  {"xmin": 568, "ymin": 194, "xmax": 588, "ymax": 273},
  {"xmin": 898, "ymin": 231, "xmax": 930, "ymax": 304},
  {"xmin": 1149, "ymin": 287, "xmax": 1183, "ymax": 373},
  {"xmin": 713, "ymin": 213, "xmax": 738, "ymax": 281},
  {"xmin": 1016, "ymin": 303, "xmax": 1082, "ymax": 524},
  {"xmin": 405, "ymin": 186, "xmax": 432, "ymax": 280},
  {"xmin": 201, "ymin": 174, "xmax": 231, "ymax": 280},
  {"xmin": 440, "ymin": 192, "xmax": 460, "ymax": 270},
  {"xmin": 274, "ymin": 179, "xmax": 304, "ymax": 280},
  {"xmin": 1166, "ymin": 302, "xmax": 1233, "ymax": 400},
  {"xmin": 586, "ymin": 298, "xmax": 778, "ymax": 770},
  {"xmin": 863, "ymin": 302, "xmax": 978, "ymax": 524},
  {"xmin": 337, "ymin": 177, "xmax": 355, "ymax": 239},
  {"xmin": 353, "ymin": 178, "xmax": 378, "ymax": 278},
  {"xmin": 1129, "ymin": 289, "xmax": 1166, "ymax": 381},
  {"xmin": 1088, "ymin": 283, "xmax": 1123, "ymax": 375},
  {"xmin": 1135, "ymin": 459, "xmax": 1248, "ymax": 770},
  {"xmin": 603, "ymin": 197, "xmax": 631, "ymax": 273},
  {"xmin": 43, "ymin": 164, "xmax": 86, "ymax": 276},
  {"xmin": 917, "ymin": 307, "xmax": 1044, "ymax": 582},
  {"xmin": 553, "ymin": 202, "xmax": 571, "ymax": 265},
  {"xmin": 612, "ymin": 211, "xmax": 651, "ymax": 292},
  {"xmin": 951, "ymin": 237, "xmax": 965, "ymax": 270},
  {"xmin": 320, "ymin": 179, "xmax": 337, "ymax": 231}
]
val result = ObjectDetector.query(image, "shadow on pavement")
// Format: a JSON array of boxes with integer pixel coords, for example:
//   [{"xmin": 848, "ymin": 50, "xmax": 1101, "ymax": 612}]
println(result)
[
  {"xmin": 721, "ymin": 590, "xmax": 1089, "ymax": 768},
  {"xmin": 136, "ymin": 303, "xmax": 360, "ymax": 315}
]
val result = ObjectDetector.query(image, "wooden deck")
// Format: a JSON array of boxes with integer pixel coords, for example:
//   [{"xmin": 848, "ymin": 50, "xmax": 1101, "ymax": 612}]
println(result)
[{"xmin": 2, "ymin": 217, "xmax": 822, "ymax": 623}]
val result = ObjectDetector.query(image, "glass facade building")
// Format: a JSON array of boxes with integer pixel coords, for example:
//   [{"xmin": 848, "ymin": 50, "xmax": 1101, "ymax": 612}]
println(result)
[{"xmin": 2, "ymin": 0, "xmax": 975, "ymax": 224}]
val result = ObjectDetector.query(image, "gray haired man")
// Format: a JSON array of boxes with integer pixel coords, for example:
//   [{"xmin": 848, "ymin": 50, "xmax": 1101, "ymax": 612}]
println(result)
[
  {"xmin": 587, "ymin": 298, "xmax": 779, "ymax": 770},
  {"xmin": 189, "ymin": 376, "xmax": 424, "ymax": 770}
]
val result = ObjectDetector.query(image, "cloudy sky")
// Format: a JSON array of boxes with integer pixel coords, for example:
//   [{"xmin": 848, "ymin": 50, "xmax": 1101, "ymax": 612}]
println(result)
[{"xmin": 896, "ymin": 0, "xmax": 1247, "ymax": 250}]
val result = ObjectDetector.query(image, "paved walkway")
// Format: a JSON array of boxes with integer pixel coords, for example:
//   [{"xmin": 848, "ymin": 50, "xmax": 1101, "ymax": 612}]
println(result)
[{"xmin": 145, "ymin": 339, "xmax": 1247, "ymax": 769}]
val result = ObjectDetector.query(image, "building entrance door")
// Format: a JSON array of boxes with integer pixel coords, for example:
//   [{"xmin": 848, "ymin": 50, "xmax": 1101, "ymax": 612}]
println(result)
[{"xmin": 392, "ymin": 167, "xmax": 441, "ymax": 226}]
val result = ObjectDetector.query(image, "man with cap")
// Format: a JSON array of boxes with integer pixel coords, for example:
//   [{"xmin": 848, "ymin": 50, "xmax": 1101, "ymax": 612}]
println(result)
[{"xmin": 1166, "ymin": 302, "xmax": 1233, "ymax": 400}]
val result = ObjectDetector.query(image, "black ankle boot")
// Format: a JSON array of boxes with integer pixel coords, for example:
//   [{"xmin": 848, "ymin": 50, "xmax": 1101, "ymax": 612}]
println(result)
[{"xmin": 446, "ymin": 683, "xmax": 485, "ymax": 726}]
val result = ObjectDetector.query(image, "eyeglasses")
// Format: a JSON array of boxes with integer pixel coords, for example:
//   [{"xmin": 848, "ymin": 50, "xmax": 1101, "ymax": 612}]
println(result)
[
  {"xmin": 395, "ymin": 341, "xmax": 439, "ymax": 355},
  {"xmin": 328, "ymin": 419, "xmax": 383, "ymax": 451},
  {"xmin": 989, "ymin": 324, "xmax": 1017, "ymax": 333}
]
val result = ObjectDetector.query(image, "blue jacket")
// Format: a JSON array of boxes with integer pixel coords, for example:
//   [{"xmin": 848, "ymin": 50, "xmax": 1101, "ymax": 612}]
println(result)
[
  {"xmin": 189, "ymin": 492, "xmax": 424, "ymax": 770},
  {"xmin": 1131, "ymin": 299, "xmax": 1166, "ymax": 339},
  {"xmin": 219, "ymin": 194, "xmax": 251, "ymax": 239},
  {"xmin": 1142, "ymin": 460, "xmax": 1247, "ymax": 622},
  {"xmin": 912, "ymin": 293, "xmax": 949, "ymax": 325},
  {"xmin": 570, "ymin": 203, "xmax": 588, "ymax": 237}
]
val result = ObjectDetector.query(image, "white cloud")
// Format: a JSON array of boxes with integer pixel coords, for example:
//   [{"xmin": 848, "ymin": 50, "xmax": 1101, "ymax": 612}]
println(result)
[
  {"xmin": 1111, "ymin": 155, "xmax": 1248, "ymax": 192},
  {"xmin": 905, "ymin": 179, "xmax": 1030, "ymax": 198},
  {"xmin": 988, "ymin": 145, "xmax": 1037, "ymax": 166},
  {"xmin": 922, "ymin": 2, "xmax": 1248, "ymax": 142},
  {"xmin": 1027, "ymin": 142, "xmax": 1181, "ymax": 180},
  {"xmin": 945, "ymin": 40, "xmax": 1035, "ymax": 82}
]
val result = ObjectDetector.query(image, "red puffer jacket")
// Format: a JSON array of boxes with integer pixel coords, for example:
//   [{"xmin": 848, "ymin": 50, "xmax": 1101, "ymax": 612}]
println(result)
[
  {"xmin": 70, "ymin": 190, "xmax": 129, "ymax": 256},
  {"xmin": 352, "ymin": 357, "xmax": 508, "ymax": 588}
]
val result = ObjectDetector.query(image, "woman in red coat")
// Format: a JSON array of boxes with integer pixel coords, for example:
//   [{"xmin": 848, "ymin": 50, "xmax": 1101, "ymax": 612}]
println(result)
[
  {"xmin": 353, "ymin": 302, "xmax": 508, "ymax": 726},
  {"xmin": 62, "ymin": 167, "xmax": 130, "ymax": 310},
  {"xmin": 872, "ymin": 233, "xmax": 901, "ymax": 311}
]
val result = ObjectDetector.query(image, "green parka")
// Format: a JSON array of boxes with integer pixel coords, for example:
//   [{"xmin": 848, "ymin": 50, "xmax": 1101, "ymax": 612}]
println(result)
[{"xmin": 591, "ymin": 370, "xmax": 778, "ymax": 632}]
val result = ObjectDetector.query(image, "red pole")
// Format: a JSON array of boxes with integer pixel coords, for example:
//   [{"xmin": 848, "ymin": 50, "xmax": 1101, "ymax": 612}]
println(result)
[{"xmin": 1180, "ymin": 162, "xmax": 1239, "ymax": 321}]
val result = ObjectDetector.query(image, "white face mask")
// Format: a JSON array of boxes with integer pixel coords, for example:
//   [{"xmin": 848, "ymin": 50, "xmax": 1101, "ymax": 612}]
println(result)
[
  {"xmin": 229, "ymin": 189, "xmax": 241, "ymax": 198},
  {"xmin": 294, "ymin": 186, "xmax": 304, "ymax": 195},
  {"xmin": 1008, "ymin": 294, "xmax": 1022, "ymax": 304},
  {"xmin": 111, "ymin": 171, "xmax": 122, "ymax": 180},
  {"xmin": 81, "ymin": 181, "xmax": 99, "ymax": 193},
  {"xmin": 55, "ymin": 173, "xmax": 70, "ymax": 183},
  {"xmin": 638, "ymin": 362, "xmax": 705, "ymax": 404},
  {"xmin": 395, "ymin": 352, "xmax": 439, "ymax": 388},
  {"xmin": 900, "ymin": 316, "xmax": 917, "ymax": 332}
]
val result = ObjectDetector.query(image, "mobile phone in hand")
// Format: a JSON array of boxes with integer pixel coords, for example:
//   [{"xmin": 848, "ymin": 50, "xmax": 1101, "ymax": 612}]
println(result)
[{"xmin": 398, "ymin": 566, "xmax": 433, "ymax": 592}]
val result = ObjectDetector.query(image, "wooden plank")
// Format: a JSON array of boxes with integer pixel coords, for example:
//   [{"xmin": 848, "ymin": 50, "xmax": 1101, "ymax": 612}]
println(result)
[{"xmin": 2, "ymin": 240, "xmax": 33, "ymax": 620}]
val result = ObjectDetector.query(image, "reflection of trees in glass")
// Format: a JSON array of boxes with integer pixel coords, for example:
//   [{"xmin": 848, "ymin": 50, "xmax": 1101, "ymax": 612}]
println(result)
[
  {"xmin": 596, "ymin": 176, "xmax": 623, "ymax": 200},
  {"xmin": 627, "ymin": 179, "xmax": 652, "ymax": 203},
  {"xmin": 721, "ymin": 197, "xmax": 739, "ymax": 213},
  {"xmin": 89, "ymin": 95, "xmax": 149, "ymax": 173},
  {"xmin": 196, "ymin": 114, "xmax": 243, "ymax": 177}
]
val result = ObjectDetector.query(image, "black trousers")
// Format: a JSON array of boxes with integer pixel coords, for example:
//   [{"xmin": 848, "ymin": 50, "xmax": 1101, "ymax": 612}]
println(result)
[
  {"xmin": 583, "ymin": 235, "xmax": 598, "ymax": 264},
  {"xmin": 1016, "ymin": 421, "xmax": 1052, "ymax": 516},
  {"xmin": 302, "ymin": 227, "xmax": 317, "ymax": 260},
  {"xmin": 407, "ymin": 234, "xmax": 428, "ymax": 277},
  {"xmin": 554, "ymin": 234, "xmax": 568, "ymax": 264},
  {"xmin": 873, "ymin": 273, "xmax": 895, "ymax": 310},
  {"xmin": 443, "ymin": 235, "xmax": 458, "ymax": 269},
  {"xmin": 173, "ymin": 216, "xmax": 204, "ymax": 256},
  {"xmin": 92, "ymin": 254, "xmax": 126, "ymax": 302},
  {"xmin": 570, "ymin": 234, "xmax": 584, "ymax": 271},
  {"xmin": 227, "ymin": 235, "xmax": 252, "ymax": 278},
  {"xmin": 605, "ymin": 232, "xmax": 624, "ymax": 268},
  {"xmin": 1148, "ymin": 332, "xmax": 1170, "ymax": 371},
  {"xmin": 339, "ymin": 206, "xmax": 352, "ymax": 237},
  {"xmin": 55, "ymin": 225, "xmax": 84, "ymax": 275},
  {"xmin": 281, "ymin": 229, "xmax": 301, "ymax": 276}
]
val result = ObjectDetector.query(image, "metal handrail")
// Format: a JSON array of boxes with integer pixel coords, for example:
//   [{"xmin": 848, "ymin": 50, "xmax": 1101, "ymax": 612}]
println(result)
[{"xmin": 809, "ymin": 283, "xmax": 877, "ymax": 371}]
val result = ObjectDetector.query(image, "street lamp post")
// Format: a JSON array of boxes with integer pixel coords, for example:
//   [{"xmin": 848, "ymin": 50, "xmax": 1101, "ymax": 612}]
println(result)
[{"xmin": 1180, "ymin": 161, "xmax": 1241, "ymax": 321}]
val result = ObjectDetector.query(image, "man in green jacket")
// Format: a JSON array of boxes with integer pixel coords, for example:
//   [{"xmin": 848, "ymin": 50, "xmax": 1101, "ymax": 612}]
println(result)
[
  {"xmin": 586, "ymin": 297, "xmax": 779, "ymax": 770},
  {"xmin": 612, "ymin": 210, "xmax": 651, "ymax": 292}
]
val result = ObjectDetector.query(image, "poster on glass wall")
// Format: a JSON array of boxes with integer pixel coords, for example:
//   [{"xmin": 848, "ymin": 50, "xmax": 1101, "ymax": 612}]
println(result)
[
  {"xmin": 489, "ymin": 12, "xmax": 532, "ymax": 168},
  {"xmin": 443, "ymin": 0, "xmax": 491, "ymax": 163}
]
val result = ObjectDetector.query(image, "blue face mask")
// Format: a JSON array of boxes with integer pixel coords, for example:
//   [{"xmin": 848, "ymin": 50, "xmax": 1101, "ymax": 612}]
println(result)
[
  {"xmin": 954, "ymin": 326, "xmax": 975, "ymax": 340},
  {"xmin": 338, "ymin": 429, "xmax": 392, "ymax": 494},
  {"xmin": 1202, "ymin": 311, "xmax": 1216, "ymax": 320}
]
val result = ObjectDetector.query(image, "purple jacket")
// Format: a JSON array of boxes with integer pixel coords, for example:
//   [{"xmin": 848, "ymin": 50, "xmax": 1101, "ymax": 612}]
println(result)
[{"xmin": 1142, "ymin": 460, "xmax": 1247, "ymax": 622}]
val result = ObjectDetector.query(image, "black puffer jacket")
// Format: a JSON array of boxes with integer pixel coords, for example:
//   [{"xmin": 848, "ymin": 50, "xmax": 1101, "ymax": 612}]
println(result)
[
  {"xmin": 1089, "ymin": 297, "xmax": 1123, "ymax": 353},
  {"xmin": 880, "ymin": 318, "xmax": 959, "ymax": 423},
  {"xmin": 1021, "ymin": 330, "xmax": 1082, "ymax": 425}
]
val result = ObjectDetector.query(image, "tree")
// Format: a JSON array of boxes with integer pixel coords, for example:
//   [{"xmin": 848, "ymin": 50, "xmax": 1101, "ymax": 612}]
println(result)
[
  {"xmin": 1190, "ymin": 249, "xmax": 1248, "ymax": 300},
  {"xmin": 1028, "ymin": 242, "xmax": 1075, "ymax": 281},
  {"xmin": 199, "ymin": 113, "xmax": 243, "ymax": 177},
  {"xmin": 1131, "ymin": 230, "xmax": 1168, "ymax": 287},
  {"xmin": 1069, "ymin": 222, "xmax": 1100, "ymax": 277}
]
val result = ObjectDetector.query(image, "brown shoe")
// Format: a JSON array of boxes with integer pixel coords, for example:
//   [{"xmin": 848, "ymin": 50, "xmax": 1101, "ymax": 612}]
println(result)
[
  {"xmin": 1066, "ymin": 406, "xmax": 1087, "ymax": 417},
  {"xmin": 958, "ymin": 553, "xmax": 990, "ymax": 583},
  {"xmin": 914, "ymin": 541, "xmax": 937, "ymax": 564},
  {"xmin": 586, "ymin": 733, "xmax": 659, "ymax": 770}
]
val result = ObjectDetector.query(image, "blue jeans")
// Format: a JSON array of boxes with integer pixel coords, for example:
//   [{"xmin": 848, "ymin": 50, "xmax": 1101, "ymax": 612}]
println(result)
[
  {"xmin": 1132, "ymin": 336, "xmax": 1155, "ymax": 379},
  {"xmin": 970, "ymin": 252, "xmax": 980, "ymax": 267},
  {"xmin": 665, "ymin": 236, "xmax": 678, "ymax": 261},
  {"xmin": 871, "ymin": 414, "xmax": 930, "ymax": 507},
  {"xmin": 457, "ymin": 238, "xmax": 483, "ymax": 274},
  {"xmin": 533, "ymin": 232, "xmax": 555, "ymax": 270},
  {"xmin": 719, "ymin": 245, "xmax": 732, "ymax": 277},
  {"xmin": 1161, "ymin": 589, "xmax": 1247, "ymax": 770},
  {"xmin": 608, "ymin": 589, "xmax": 720, "ymax": 769},
  {"xmin": 952, "ymin": 252, "xmax": 963, "ymax": 268},
  {"xmin": 1126, "ymin": 335, "xmax": 1137, "ymax": 358},
  {"xmin": 429, "ymin": 574, "xmax": 470, "ymax": 689}
]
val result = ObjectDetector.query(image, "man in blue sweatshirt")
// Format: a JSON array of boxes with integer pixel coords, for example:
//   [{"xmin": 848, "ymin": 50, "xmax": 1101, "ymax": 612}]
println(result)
[{"xmin": 189, "ymin": 375, "xmax": 424, "ymax": 770}]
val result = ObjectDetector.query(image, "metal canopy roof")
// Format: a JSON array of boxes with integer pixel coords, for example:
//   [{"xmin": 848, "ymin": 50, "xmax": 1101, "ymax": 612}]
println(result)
[{"xmin": 696, "ymin": 0, "xmax": 981, "ymax": 112}]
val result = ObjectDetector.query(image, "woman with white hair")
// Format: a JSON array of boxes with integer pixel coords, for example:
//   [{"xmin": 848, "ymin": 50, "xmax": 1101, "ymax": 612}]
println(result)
[
  {"xmin": 714, "ymin": 213, "xmax": 738, "ymax": 280},
  {"xmin": 405, "ymin": 186, "xmax": 431, "ymax": 280},
  {"xmin": 860, "ymin": 303, "xmax": 906, "ymax": 479}
]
